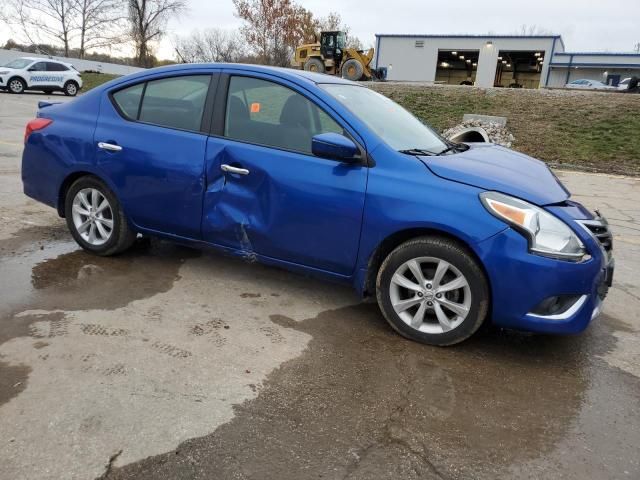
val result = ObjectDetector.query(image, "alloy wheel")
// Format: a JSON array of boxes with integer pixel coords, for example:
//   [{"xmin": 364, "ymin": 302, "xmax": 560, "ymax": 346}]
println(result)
[
  {"xmin": 9, "ymin": 79, "xmax": 23, "ymax": 93},
  {"xmin": 389, "ymin": 256, "xmax": 471, "ymax": 334},
  {"xmin": 71, "ymin": 188, "xmax": 114, "ymax": 246}
]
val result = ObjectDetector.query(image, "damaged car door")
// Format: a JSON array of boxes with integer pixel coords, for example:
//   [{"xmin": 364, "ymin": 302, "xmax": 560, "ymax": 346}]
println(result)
[{"xmin": 202, "ymin": 73, "xmax": 368, "ymax": 276}]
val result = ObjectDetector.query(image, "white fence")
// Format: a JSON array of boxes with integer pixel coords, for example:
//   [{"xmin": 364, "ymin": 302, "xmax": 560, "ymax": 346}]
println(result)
[{"xmin": 0, "ymin": 49, "xmax": 145, "ymax": 76}]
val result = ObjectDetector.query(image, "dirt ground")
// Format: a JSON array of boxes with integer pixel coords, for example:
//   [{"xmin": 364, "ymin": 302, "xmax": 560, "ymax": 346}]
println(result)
[{"xmin": 0, "ymin": 92, "xmax": 639, "ymax": 479}]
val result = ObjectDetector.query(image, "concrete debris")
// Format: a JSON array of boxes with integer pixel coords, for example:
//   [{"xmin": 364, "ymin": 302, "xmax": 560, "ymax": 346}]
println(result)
[{"xmin": 443, "ymin": 119, "xmax": 515, "ymax": 148}]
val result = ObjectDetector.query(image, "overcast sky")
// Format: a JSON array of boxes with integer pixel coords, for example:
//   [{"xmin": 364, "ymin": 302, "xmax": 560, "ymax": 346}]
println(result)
[
  {"xmin": 157, "ymin": 0, "xmax": 639, "ymax": 58},
  {"xmin": 2, "ymin": 0, "xmax": 639, "ymax": 59}
]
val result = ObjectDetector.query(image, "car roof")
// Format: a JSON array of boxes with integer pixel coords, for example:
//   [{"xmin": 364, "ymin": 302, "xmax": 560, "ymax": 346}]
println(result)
[
  {"xmin": 110, "ymin": 63, "xmax": 361, "ymax": 88},
  {"xmin": 18, "ymin": 56, "xmax": 70, "ymax": 65}
]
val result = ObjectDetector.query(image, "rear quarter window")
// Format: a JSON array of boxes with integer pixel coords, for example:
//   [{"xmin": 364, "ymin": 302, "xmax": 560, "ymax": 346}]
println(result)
[{"xmin": 112, "ymin": 83, "xmax": 145, "ymax": 120}]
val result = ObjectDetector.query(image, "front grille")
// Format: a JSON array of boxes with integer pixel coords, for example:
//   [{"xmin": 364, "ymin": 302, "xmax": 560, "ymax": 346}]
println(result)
[{"xmin": 579, "ymin": 217, "xmax": 613, "ymax": 257}]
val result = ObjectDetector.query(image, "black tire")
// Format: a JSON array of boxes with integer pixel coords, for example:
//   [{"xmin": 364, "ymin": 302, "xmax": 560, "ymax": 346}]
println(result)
[
  {"xmin": 341, "ymin": 59, "xmax": 364, "ymax": 81},
  {"xmin": 304, "ymin": 57, "xmax": 326, "ymax": 74},
  {"xmin": 64, "ymin": 80, "xmax": 79, "ymax": 96},
  {"xmin": 376, "ymin": 236, "xmax": 489, "ymax": 346},
  {"xmin": 8, "ymin": 77, "xmax": 25, "ymax": 94},
  {"xmin": 64, "ymin": 176, "xmax": 136, "ymax": 256}
]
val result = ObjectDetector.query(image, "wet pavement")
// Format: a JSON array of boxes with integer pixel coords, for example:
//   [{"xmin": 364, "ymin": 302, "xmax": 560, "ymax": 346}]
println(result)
[{"xmin": 1, "ymin": 94, "xmax": 639, "ymax": 479}]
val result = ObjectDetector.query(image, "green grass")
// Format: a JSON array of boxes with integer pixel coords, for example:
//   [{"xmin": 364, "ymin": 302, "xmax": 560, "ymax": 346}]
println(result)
[
  {"xmin": 370, "ymin": 84, "xmax": 640, "ymax": 176},
  {"xmin": 81, "ymin": 72, "xmax": 120, "ymax": 91}
]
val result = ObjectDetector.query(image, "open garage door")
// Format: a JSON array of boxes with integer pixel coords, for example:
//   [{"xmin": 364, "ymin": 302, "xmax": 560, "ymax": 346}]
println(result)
[
  {"xmin": 436, "ymin": 50, "xmax": 479, "ymax": 86},
  {"xmin": 495, "ymin": 50, "xmax": 545, "ymax": 88}
]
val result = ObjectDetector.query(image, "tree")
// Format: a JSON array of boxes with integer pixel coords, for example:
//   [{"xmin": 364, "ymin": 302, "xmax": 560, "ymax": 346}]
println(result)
[
  {"xmin": 233, "ymin": 0, "xmax": 316, "ymax": 67},
  {"xmin": 634, "ymin": 42, "xmax": 640, "ymax": 53},
  {"xmin": 73, "ymin": 0, "xmax": 127, "ymax": 59},
  {"xmin": 174, "ymin": 29, "xmax": 246, "ymax": 63},
  {"xmin": 514, "ymin": 24, "xmax": 553, "ymax": 36},
  {"xmin": 127, "ymin": 0, "xmax": 186, "ymax": 67},
  {"xmin": 1, "ymin": 0, "xmax": 77, "ymax": 56},
  {"xmin": 316, "ymin": 11, "xmax": 363, "ymax": 50}
]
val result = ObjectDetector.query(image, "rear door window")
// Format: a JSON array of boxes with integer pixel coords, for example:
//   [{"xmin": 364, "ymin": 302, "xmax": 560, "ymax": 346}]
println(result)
[
  {"xmin": 111, "ymin": 75, "xmax": 211, "ymax": 132},
  {"xmin": 224, "ymin": 76, "xmax": 343, "ymax": 154},
  {"xmin": 46, "ymin": 62, "xmax": 68, "ymax": 71}
]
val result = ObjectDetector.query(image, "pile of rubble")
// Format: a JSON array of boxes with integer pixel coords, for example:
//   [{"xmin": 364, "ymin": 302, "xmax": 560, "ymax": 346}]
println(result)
[{"xmin": 442, "ymin": 116, "xmax": 515, "ymax": 148}]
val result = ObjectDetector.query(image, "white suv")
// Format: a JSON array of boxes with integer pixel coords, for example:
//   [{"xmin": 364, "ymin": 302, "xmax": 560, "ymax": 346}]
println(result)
[{"xmin": 0, "ymin": 57, "xmax": 83, "ymax": 96}]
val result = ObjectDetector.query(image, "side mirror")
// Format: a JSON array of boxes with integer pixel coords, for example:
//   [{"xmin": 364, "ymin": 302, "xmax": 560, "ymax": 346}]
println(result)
[{"xmin": 312, "ymin": 133, "xmax": 359, "ymax": 163}]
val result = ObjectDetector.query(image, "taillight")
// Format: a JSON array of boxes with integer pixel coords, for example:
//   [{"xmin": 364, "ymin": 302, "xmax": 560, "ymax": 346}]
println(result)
[{"xmin": 24, "ymin": 118, "xmax": 53, "ymax": 144}]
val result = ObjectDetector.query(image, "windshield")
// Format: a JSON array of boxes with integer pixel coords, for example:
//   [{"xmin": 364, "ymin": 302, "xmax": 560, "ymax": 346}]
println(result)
[
  {"xmin": 321, "ymin": 84, "xmax": 448, "ymax": 153},
  {"xmin": 3, "ymin": 58, "xmax": 34, "ymax": 69},
  {"xmin": 336, "ymin": 32, "xmax": 346, "ymax": 49}
]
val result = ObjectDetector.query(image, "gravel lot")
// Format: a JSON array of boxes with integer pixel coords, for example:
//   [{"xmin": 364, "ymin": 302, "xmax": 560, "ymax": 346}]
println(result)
[{"xmin": 1, "ymin": 91, "xmax": 639, "ymax": 479}]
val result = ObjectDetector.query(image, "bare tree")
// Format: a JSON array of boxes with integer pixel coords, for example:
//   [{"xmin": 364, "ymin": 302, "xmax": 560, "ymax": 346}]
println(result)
[
  {"xmin": 73, "ymin": 0, "xmax": 127, "ymax": 59},
  {"xmin": 1, "ymin": 0, "xmax": 77, "ymax": 56},
  {"xmin": 514, "ymin": 24, "xmax": 553, "ymax": 36},
  {"xmin": 174, "ymin": 29, "xmax": 245, "ymax": 63},
  {"xmin": 634, "ymin": 42, "xmax": 640, "ymax": 53},
  {"xmin": 127, "ymin": 0, "xmax": 186, "ymax": 67},
  {"xmin": 316, "ymin": 11, "xmax": 363, "ymax": 50}
]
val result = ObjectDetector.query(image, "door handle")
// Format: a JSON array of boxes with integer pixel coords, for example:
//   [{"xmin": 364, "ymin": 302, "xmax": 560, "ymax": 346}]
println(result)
[
  {"xmin": 98, "ymin": 142, "xmax": 122, "ymax": 152},
  {"xmin": 221, "ymin": 164, "xmax": 249, "ymax": 175}
]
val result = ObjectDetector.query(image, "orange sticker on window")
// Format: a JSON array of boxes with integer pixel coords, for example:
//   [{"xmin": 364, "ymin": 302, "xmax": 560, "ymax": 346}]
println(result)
[{"xmin": 250, "ymin": 102, "xmax": 261, "ymax": 113}]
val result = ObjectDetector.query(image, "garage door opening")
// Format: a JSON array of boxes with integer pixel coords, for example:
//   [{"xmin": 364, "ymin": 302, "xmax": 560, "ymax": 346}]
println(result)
[
  {"xmin": 494, "ymin": 50, "xmax": 545, "ymax": 88},
  {"xmin": 436, "ymin": 50, "xmax": 479, "ymax": 85}
]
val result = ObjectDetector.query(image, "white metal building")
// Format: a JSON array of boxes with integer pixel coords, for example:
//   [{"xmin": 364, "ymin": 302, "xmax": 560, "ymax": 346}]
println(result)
[{"xmin": 374, "ymin": 34, "xmax": 640, "ymax": 88}]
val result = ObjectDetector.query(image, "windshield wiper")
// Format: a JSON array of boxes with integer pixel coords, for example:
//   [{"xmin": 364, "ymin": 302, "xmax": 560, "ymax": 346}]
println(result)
[
  {"xmin": 437, "ymin": 142, "xmax": 469, "ymax": 155},
  {"xmin": 398, "ymin": 148, "xmax": 438, "ymax": 156}
]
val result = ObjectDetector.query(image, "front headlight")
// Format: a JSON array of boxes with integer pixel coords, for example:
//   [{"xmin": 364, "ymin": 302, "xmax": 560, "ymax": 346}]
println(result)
[
  {"xmin": 480, "ymin": 191, "xmax": 585, "ymax": 260},
  {"xmin": 0, "ymin": 71, "xmax": 9, "ymax": 75}
]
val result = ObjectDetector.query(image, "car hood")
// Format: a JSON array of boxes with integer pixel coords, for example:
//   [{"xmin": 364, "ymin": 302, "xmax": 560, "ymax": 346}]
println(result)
[
  {"xmin": 420, "ymin": 143, "xmax": 570, "ymax": 206},
  {"xmin": 0, "ymin": 67, "xmax": 18, "ymax": 74}
]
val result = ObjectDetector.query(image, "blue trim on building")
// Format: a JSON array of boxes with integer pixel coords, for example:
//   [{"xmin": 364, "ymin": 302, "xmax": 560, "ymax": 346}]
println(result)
[
  {"xmin": 555, "ymin": 52, "xmax": 640, "ymax": 57},
  {"xmin": 544, "ymin": 37, "xmax": 557, "ymax": 87},
  {"xmin": 374, "ymin": 35, "xmax": 380, "ymax": 69},
  {"xmin": 374, "ymin": 34, "xmax": 566, "ymax": 51},
  {"xmin": 550, "ymin": 62, "xmax": 640, "ymax": 68}
]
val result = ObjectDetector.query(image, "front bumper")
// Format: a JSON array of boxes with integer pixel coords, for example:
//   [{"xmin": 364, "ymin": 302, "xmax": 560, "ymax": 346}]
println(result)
[{"xmin": 475, "ymin": 210, "xmax": 613, "ymax": 335}]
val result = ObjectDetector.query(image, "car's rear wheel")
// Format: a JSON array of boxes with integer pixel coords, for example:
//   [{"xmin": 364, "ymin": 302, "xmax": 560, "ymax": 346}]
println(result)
[
  {"xmin": 376, "ymin": 236, "xmax": 489, "ymax": 346},
  {"xmin": 65, "ymin": 176, "xmax": 136, "ymax": 256},
  {"xmin": 8, "ymin": 77, "xmax": 25, "ymax": 94},
  {"xmin": 64, "ymin": 81, "xmax": 78, "ymax": 96}
]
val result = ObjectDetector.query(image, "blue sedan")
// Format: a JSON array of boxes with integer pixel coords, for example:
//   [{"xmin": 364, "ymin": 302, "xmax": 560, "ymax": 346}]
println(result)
[{"xmin": 21, "ymin": 64, "xmax": 614, "ymax": 345}]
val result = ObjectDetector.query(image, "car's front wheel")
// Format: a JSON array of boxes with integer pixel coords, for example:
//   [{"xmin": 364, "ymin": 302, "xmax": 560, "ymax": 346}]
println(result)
[
  {"xmin": 65, "ymin": 176, "xmax": 136, "ymax": 256},
  {"xmin": 8, "ymin": 77, "xmax": 25, "ymax": 94},
  {"xmin": 376, "ymin": 236, "xmax": 489, "ymax": 346}
]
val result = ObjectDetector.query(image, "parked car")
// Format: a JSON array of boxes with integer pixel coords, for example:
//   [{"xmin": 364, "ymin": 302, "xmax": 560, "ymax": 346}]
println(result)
[
  {"xmin": 0, "ymin": 57, "xmax": 83, "ymax": 96},
  {"xmin": 617, "ymin": 77, "xmax": 632, "ymax": 91},
  {"xmin": 565, "ymin": 79, "xmax": 615, "ymax": 90},
  {"xmin": 21, "ymin": 64, "xmax": 614, "ymax": 345}
]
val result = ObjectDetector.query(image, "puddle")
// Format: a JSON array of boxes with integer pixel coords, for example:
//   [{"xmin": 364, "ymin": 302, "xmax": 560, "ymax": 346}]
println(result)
[
  {"xmin": 103, "ymin": 304, "xmax": 640, "ymax": 480},
  {"xmin": 0, "ymin": 233, "xmax": 200, "ymax": 347},
  {"xmin": 0, "ymin": 361, "xmax": 31, "ymax": 407}
]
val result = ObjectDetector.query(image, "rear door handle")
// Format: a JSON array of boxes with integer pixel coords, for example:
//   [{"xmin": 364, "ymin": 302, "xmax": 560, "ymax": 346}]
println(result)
[
  {"xmin": 98, "ymin": 142, "xmax": 122, "ymax": 152},
  {"xmin": 221, "ymin": 164, "xmax": 249, "ymax": 176}
]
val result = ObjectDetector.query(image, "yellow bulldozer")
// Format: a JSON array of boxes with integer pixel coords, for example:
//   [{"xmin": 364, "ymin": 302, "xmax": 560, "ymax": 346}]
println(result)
[{"xmin": 293, "ymin": 31, "xmax": 384, "ymax": 81}]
